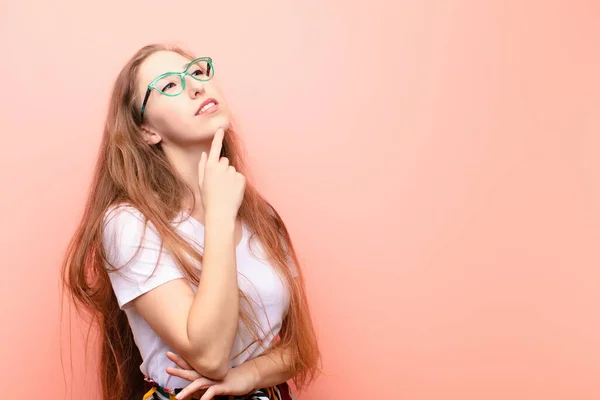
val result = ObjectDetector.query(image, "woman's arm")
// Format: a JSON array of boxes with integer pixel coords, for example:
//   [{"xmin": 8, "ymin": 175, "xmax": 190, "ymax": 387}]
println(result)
[
  {"xmin": 131, "ymin": 216, "xmax": 239, "ymax": 380},
  {"xmin": 165, "ymin": 345, "xmax": 296, "ymax": 400},
  {"xmin": 236, "ymin": 345, "xmax": 295, "ymax": 389}
]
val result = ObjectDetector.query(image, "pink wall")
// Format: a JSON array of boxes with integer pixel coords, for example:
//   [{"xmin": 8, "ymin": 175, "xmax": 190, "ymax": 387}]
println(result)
[{"xmin": 1, "ymin": 1, "xmax": 600, "ymax": 399}]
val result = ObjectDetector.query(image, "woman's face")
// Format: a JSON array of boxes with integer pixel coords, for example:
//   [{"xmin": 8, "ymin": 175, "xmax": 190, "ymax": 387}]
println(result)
[{"xmin": 136, "ymin": 51, "xmax": 231, "ymax": 146}]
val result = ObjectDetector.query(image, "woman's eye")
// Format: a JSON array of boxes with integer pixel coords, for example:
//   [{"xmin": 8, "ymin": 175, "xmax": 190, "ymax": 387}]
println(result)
[
  {"xmin": 192, "ymin": 69, "xmax": 205, "ymax": 77},
  {"xmin": 161, "ymin": 82, "xmax": 177, "ymax": 92}
]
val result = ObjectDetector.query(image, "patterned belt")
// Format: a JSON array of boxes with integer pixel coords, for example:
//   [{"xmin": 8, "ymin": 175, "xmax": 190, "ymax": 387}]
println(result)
[
  {"xmin": 142, "ymin": 376, "xmax": 293, "ymax": 400},
  {"xmin": 143, "ymin": 377, "xmax": 205, "ymax": 400}
]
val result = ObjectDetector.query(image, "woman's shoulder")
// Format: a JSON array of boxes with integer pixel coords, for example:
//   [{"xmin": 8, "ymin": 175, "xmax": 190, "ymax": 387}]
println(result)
[
  {"xmin": 102, "ymin": 203, "xmax": 163, "ymax": 258},
  {"xmin": 103, "ymin": 202, "xmax": 149, "ymax": 238},
  {"xmin": 104, "ymin": 202, "xmax": 144, "ymax": 223}
]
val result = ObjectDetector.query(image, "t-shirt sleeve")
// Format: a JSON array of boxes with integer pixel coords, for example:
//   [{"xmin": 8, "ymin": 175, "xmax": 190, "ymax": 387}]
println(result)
[{"xmin": 102, "ymin": 205, "xmax": 185, "ymax": 310}]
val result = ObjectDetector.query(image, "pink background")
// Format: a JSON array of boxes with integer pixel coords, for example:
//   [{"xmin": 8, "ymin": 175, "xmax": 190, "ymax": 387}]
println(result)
[{"xmin": 1, "ymin": 1, "xmax": 600, "ymax": 399}]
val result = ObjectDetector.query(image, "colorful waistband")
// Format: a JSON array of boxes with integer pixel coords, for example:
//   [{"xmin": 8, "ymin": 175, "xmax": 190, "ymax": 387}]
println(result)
[{"xmin": 142, "ymin": 376, "xmax": 294, "ymax": 400}]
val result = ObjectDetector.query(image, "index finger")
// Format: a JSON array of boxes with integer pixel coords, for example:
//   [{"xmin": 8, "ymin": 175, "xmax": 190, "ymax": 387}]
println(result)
[{"xmin": 207, "ymin": 128, "xmax": 224, "ymax": 164}]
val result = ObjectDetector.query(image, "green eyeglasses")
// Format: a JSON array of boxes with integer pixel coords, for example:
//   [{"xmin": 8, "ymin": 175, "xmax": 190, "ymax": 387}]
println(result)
[{"xmin": 140, "ymin": 57, "xmax": 214, "ymax": 121}]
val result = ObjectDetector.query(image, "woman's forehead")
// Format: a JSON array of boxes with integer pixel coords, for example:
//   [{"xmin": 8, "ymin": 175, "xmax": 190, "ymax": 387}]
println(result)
[{"xmin": 139, "ymin": 51, "xmax": 192, "ymax": 84}]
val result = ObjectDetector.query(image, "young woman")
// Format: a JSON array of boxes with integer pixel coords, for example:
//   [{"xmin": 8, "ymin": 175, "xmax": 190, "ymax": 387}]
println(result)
[{"xmin": 61, "ymin": 44, "xmax": 321, "ymax": 400}]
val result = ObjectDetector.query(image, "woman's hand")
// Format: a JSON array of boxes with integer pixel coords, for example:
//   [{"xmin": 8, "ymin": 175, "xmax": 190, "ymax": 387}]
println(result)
[
  {"xmin": 198, "ymin": 128, "xmax": 246, "ymax": 222},
  {"xmin": 165, "ymin": 351, "xmax": 204, "ymax": 381},
  {"xmin": 166, "ymin": 351, "xmax": 259, "ymax": 400}
]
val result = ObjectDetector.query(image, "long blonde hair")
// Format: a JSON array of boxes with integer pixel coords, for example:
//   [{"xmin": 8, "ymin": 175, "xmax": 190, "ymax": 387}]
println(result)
[{"xmin": 61, "ymin": 43, "xmax": 321, "ymax": 400}]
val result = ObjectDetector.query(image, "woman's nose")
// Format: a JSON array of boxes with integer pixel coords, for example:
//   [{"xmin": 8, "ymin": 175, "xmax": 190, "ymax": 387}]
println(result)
[{"xmin": 187, "ymin": 77, "xmax": 206, "ymax": 98}]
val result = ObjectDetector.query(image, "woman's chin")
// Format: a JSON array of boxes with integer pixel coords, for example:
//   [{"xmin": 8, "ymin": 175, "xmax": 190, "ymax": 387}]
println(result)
[{"xmin": 200, "ymin": 114, "xmax": 230, "ymax": 134}]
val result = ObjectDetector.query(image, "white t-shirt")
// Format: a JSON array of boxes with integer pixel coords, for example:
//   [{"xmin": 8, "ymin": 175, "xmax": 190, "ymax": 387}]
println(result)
[{"xmin": 102, "ymin": 204, "xmax": 297, "ymax": 390}]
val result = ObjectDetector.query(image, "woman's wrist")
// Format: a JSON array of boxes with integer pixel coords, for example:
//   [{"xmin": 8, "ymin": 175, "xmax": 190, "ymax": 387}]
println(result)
[
  {"xmin": 234, "ymin": 359, "xmax": 262, "ymax": 391},
  {"xmin": 204, "ymin": 211, "xmax": 236, "ymax": 225},
  {"xmin": 204, "ymin": 213, "xmax": 236, "ymax": 233}
]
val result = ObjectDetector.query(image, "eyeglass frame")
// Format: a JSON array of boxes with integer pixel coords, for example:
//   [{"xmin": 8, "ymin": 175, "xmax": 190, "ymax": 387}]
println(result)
[{"xmin": 139, "ymin": 56, "xmax": 214, "ymax": 122}]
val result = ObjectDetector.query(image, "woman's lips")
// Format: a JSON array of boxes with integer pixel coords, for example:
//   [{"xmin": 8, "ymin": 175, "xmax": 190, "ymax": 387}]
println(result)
[{"xmin": 196, "ymin": 99, "xmax": 219, "ymax": 115}]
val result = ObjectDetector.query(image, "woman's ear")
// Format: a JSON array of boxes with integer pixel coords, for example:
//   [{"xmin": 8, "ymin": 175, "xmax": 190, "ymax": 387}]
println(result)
[{"xmin": 141, "ymin": 126, "xmax": 162, "ymax": 145}]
